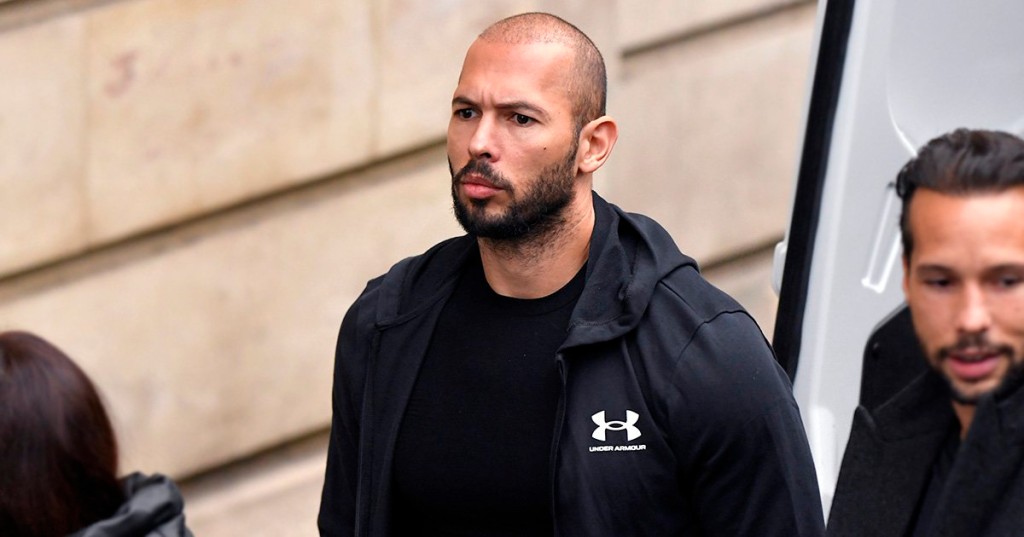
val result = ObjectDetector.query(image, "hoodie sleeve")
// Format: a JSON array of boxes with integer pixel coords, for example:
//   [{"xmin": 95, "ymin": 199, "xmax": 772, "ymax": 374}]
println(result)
[
  {"xmin": 318, "ymin": 278, "xmax": 381, "ymax": 537},
  {"xmin": 668, "ymin": 310, "xmax": 825, "ymax": 537}
]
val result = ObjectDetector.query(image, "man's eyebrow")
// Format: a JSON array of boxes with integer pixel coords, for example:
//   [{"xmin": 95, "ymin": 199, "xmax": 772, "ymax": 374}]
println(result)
[
  {"xmin": 913, "ymin": 263, "xmax": 953, "ymax": 273},
  {"xmin": 987, "ymin": 263, "xmax": 1024, "ymax": 273},
  {"xmin": 452, "ymin": 96, "xmax": 477, "ymax": 108},
  {"xmin": 495, "ymin": 101, "xmax": 549, "ymax": 121}
]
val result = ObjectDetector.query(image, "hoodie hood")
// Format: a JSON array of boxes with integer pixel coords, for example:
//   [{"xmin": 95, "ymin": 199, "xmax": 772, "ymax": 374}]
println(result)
[
  {"xmin": 72, "ymin": 473, "xmax": 193, "ymax": 537},
  {"xmin": 565, "ymin": 192, "xmax": 697, "ymax": 347},
  {"xmin": 373, "ymin": 192, "xmax": 697, "ymax": 347}
]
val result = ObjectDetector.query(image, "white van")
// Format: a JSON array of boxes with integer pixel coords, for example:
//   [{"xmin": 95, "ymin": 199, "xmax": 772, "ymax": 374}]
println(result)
[{"xmin": 772, "ymin": 0, "xmax": 1024, "ymax": 515}]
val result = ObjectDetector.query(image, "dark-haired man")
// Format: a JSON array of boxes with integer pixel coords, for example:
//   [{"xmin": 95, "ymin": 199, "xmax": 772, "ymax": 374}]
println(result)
[
  {"xmin": 319, "ymin": 12, "xmax": 823, "ymax": 537},
  {"xmin": 827, "ymin": 129, "xmax": 1024, "ymax": 536}
]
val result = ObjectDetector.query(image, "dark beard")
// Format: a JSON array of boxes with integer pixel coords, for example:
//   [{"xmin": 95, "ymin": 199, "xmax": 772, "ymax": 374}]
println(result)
[
  {"xmin": 936, "ymin": 332, "xmax": 1022, "ymax": 405},
  {"xmin": 450, "ymin": 140, "xmax": 578, "ymax": 242}
]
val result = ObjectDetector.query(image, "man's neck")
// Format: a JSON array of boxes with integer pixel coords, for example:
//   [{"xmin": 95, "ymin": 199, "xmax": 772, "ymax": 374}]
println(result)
[
  {"xmin": 478, "ymin": 201, "xmax": 594, "ymax": 299},
  {"xmin": 952, "ymin": 401, "xmax": 975, "ymax": 439}
]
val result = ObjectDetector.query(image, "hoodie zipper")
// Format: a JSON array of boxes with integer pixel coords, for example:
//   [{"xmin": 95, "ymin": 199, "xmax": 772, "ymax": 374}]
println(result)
[
  {"xmin": 549, "ymin": 352, "xmax": 568, "ymax": 537},
  {"xmin": 358, "ymin": 330, "xmax": 382, "ymax": 537}
]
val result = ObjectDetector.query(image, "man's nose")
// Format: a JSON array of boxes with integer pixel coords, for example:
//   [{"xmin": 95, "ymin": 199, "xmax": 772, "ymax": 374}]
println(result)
[
  {"xmin": 468, "ymin": 116, "xmax": 496, "ymax": 161},
  {"xmin": 957, "ymin": 285, "xmax": 992, "ymax": 335}
]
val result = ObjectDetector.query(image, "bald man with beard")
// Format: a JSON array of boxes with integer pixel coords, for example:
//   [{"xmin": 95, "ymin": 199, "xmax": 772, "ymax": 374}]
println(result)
[{"xmin": 318, "ymin": 12, "xmax": 824, "ymax": 537}]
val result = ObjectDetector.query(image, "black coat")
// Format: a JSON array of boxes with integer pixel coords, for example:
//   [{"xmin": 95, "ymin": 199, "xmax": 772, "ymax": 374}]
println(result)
[
  {"xmin": 319, "ymin": 192, "xmax": 824, "ymax": 536},
  {"xmin": 827, "ymin": 369, "xmax": 1024, "ymax": 536}
]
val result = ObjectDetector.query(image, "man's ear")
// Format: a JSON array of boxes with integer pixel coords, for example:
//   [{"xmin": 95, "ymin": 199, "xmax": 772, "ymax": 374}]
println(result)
[{"xmin": 577, "ymin": 116, "xmax": 618, "ymax": 175}]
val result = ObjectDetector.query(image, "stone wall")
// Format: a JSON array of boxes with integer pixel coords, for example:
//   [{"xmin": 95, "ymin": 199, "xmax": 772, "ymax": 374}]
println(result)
[{"xmin": 0, "ymin": 0, "xmax": 816, "ymax": 478}]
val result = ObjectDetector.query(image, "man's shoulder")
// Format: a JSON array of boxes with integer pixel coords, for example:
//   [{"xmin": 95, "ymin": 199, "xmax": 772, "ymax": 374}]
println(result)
[
  {"xmin": 596, "ymin": 195, "xmax": 745, "ymax": 326},
  {"xmin": 349, "ymin": 234, "xmax": 476, "ymax": 319},
  {"xmin": 651, "ymin": 263, "xmax": 748, "ymax": 326},
  {"xmin": 635, "ymin": 260, "xmax": 785, "ymax": 393},
  {"xmin": 636, "ymin": 264, "xmax": 778, "ymax": 387}
]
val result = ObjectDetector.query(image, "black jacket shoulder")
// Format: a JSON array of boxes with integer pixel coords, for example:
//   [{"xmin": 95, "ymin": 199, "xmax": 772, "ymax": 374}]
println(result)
[{"xmin": 72, "ymin": 473, "xmax": 194, "ymax": 537}]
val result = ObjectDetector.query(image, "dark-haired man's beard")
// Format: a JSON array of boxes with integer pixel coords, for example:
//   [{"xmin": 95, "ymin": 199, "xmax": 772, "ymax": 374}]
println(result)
[
  {"xmin": 450, "ymin": 143, "xmax": 579, "ymax": 243},
  {"xmin": 934, "ymin": 332, "xmax": 1024, "ymax": 405}
]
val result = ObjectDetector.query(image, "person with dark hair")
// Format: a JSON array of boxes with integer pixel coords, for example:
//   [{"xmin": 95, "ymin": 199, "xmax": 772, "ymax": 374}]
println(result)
[
  {"xmin": 318, "ymin": 11, "xmax": 824, "ymax": 537},
  {"xmin": 0, "ymin": 330, "xmax": 194, "ymax": 537},
  {"xmin": 827, "ymin": 128, "xmax": 1024, "ymax": 536}
]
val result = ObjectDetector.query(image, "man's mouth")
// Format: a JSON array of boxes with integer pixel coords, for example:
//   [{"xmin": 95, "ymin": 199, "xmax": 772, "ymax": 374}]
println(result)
[
  {"xmin": 949, "ymin": 347, "xmax": 1001, "ymax": 362},
  {"xmin": 461, "ymin": 173, "xmax": 499, "ymax": 189},
  {"xmin": 944, "ymin": 347, "xmax": 1005, "ymax": 381},
  {"xmin": 460, "ymin": 173, "xmax": 503, "ymax": 199}
]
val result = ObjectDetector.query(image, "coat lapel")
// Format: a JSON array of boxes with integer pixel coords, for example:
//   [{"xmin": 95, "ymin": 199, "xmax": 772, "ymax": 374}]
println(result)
[
  {"xmin": 931, "ymin": 375, "xmax": 1024, "ymax": 536},
  {"xmin": 827, "ymin": 372, "xmax": 955, "ymax": 536}
]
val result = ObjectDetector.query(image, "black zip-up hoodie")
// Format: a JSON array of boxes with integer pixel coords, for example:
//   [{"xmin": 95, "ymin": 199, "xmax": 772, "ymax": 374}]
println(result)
[{"xmin": 319, "ymin": 192, "xmax": 824, "ymax": 536}]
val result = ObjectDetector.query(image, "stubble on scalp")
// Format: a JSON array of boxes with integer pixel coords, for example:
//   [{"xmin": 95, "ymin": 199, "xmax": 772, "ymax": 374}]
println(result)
[{"xmin": 478, "ymin": 12, "xmax": 606, "ymax": 133}]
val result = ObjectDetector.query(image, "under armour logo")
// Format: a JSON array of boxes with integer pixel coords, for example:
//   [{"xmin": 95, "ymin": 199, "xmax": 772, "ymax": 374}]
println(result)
[{"xmin": 591, "ymin": 410, "xmax": 642, "ymax": 442}]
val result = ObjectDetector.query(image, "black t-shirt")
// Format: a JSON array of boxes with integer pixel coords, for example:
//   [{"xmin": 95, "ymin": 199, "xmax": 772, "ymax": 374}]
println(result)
[{"xmin": 391, "ymin": 255, "xmax": 585, "ymax": 536}]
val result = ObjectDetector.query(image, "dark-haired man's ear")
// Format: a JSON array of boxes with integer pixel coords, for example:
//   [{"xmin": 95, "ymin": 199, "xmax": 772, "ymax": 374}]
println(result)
[{"xmin": 577, "ymin": 116, "xmax": 618, "ymax": 175}]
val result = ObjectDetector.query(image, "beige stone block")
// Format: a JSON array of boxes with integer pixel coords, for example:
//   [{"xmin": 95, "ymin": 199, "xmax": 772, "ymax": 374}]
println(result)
[
  {"xmin": 84, "ymin": 0, "xmax": 374, "ymax": 243},
  {"xmin": 606, "ymin": 6, "xmax": 815, "ymax": 264},
  {"xmin": 182, "ymin": 434, "xmax": 326, "ymax": 537},
  {"xmin": 371, "ymin": 0, "xmax": 536, "ymax": 156},
  {"xmin": 0, "ymin": 147, "xmax": 460, "ymax": 477},
  {"xmin": 0, "ymin": 17, "xmax": 87, "ymax": 276},
  {"xmin": 618, "ymin": 0, "xmax": 809, "ymax": 51}
]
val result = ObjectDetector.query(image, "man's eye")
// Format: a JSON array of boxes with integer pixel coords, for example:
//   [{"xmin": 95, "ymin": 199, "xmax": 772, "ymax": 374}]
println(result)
[
  {"xmin": 994, "ymin": 274, "xmax": 1022, "ymax": 289},
  {"xmin": 923, "ymin": 278, "xmax": 952, "ymax": 289},
  {"xmin": 455, "ymin": 109, "xmax": 476, "ymax": 119},
  {"xmin": 513, "ymin": 114, "xmax": 533, "ymax": 125}
]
